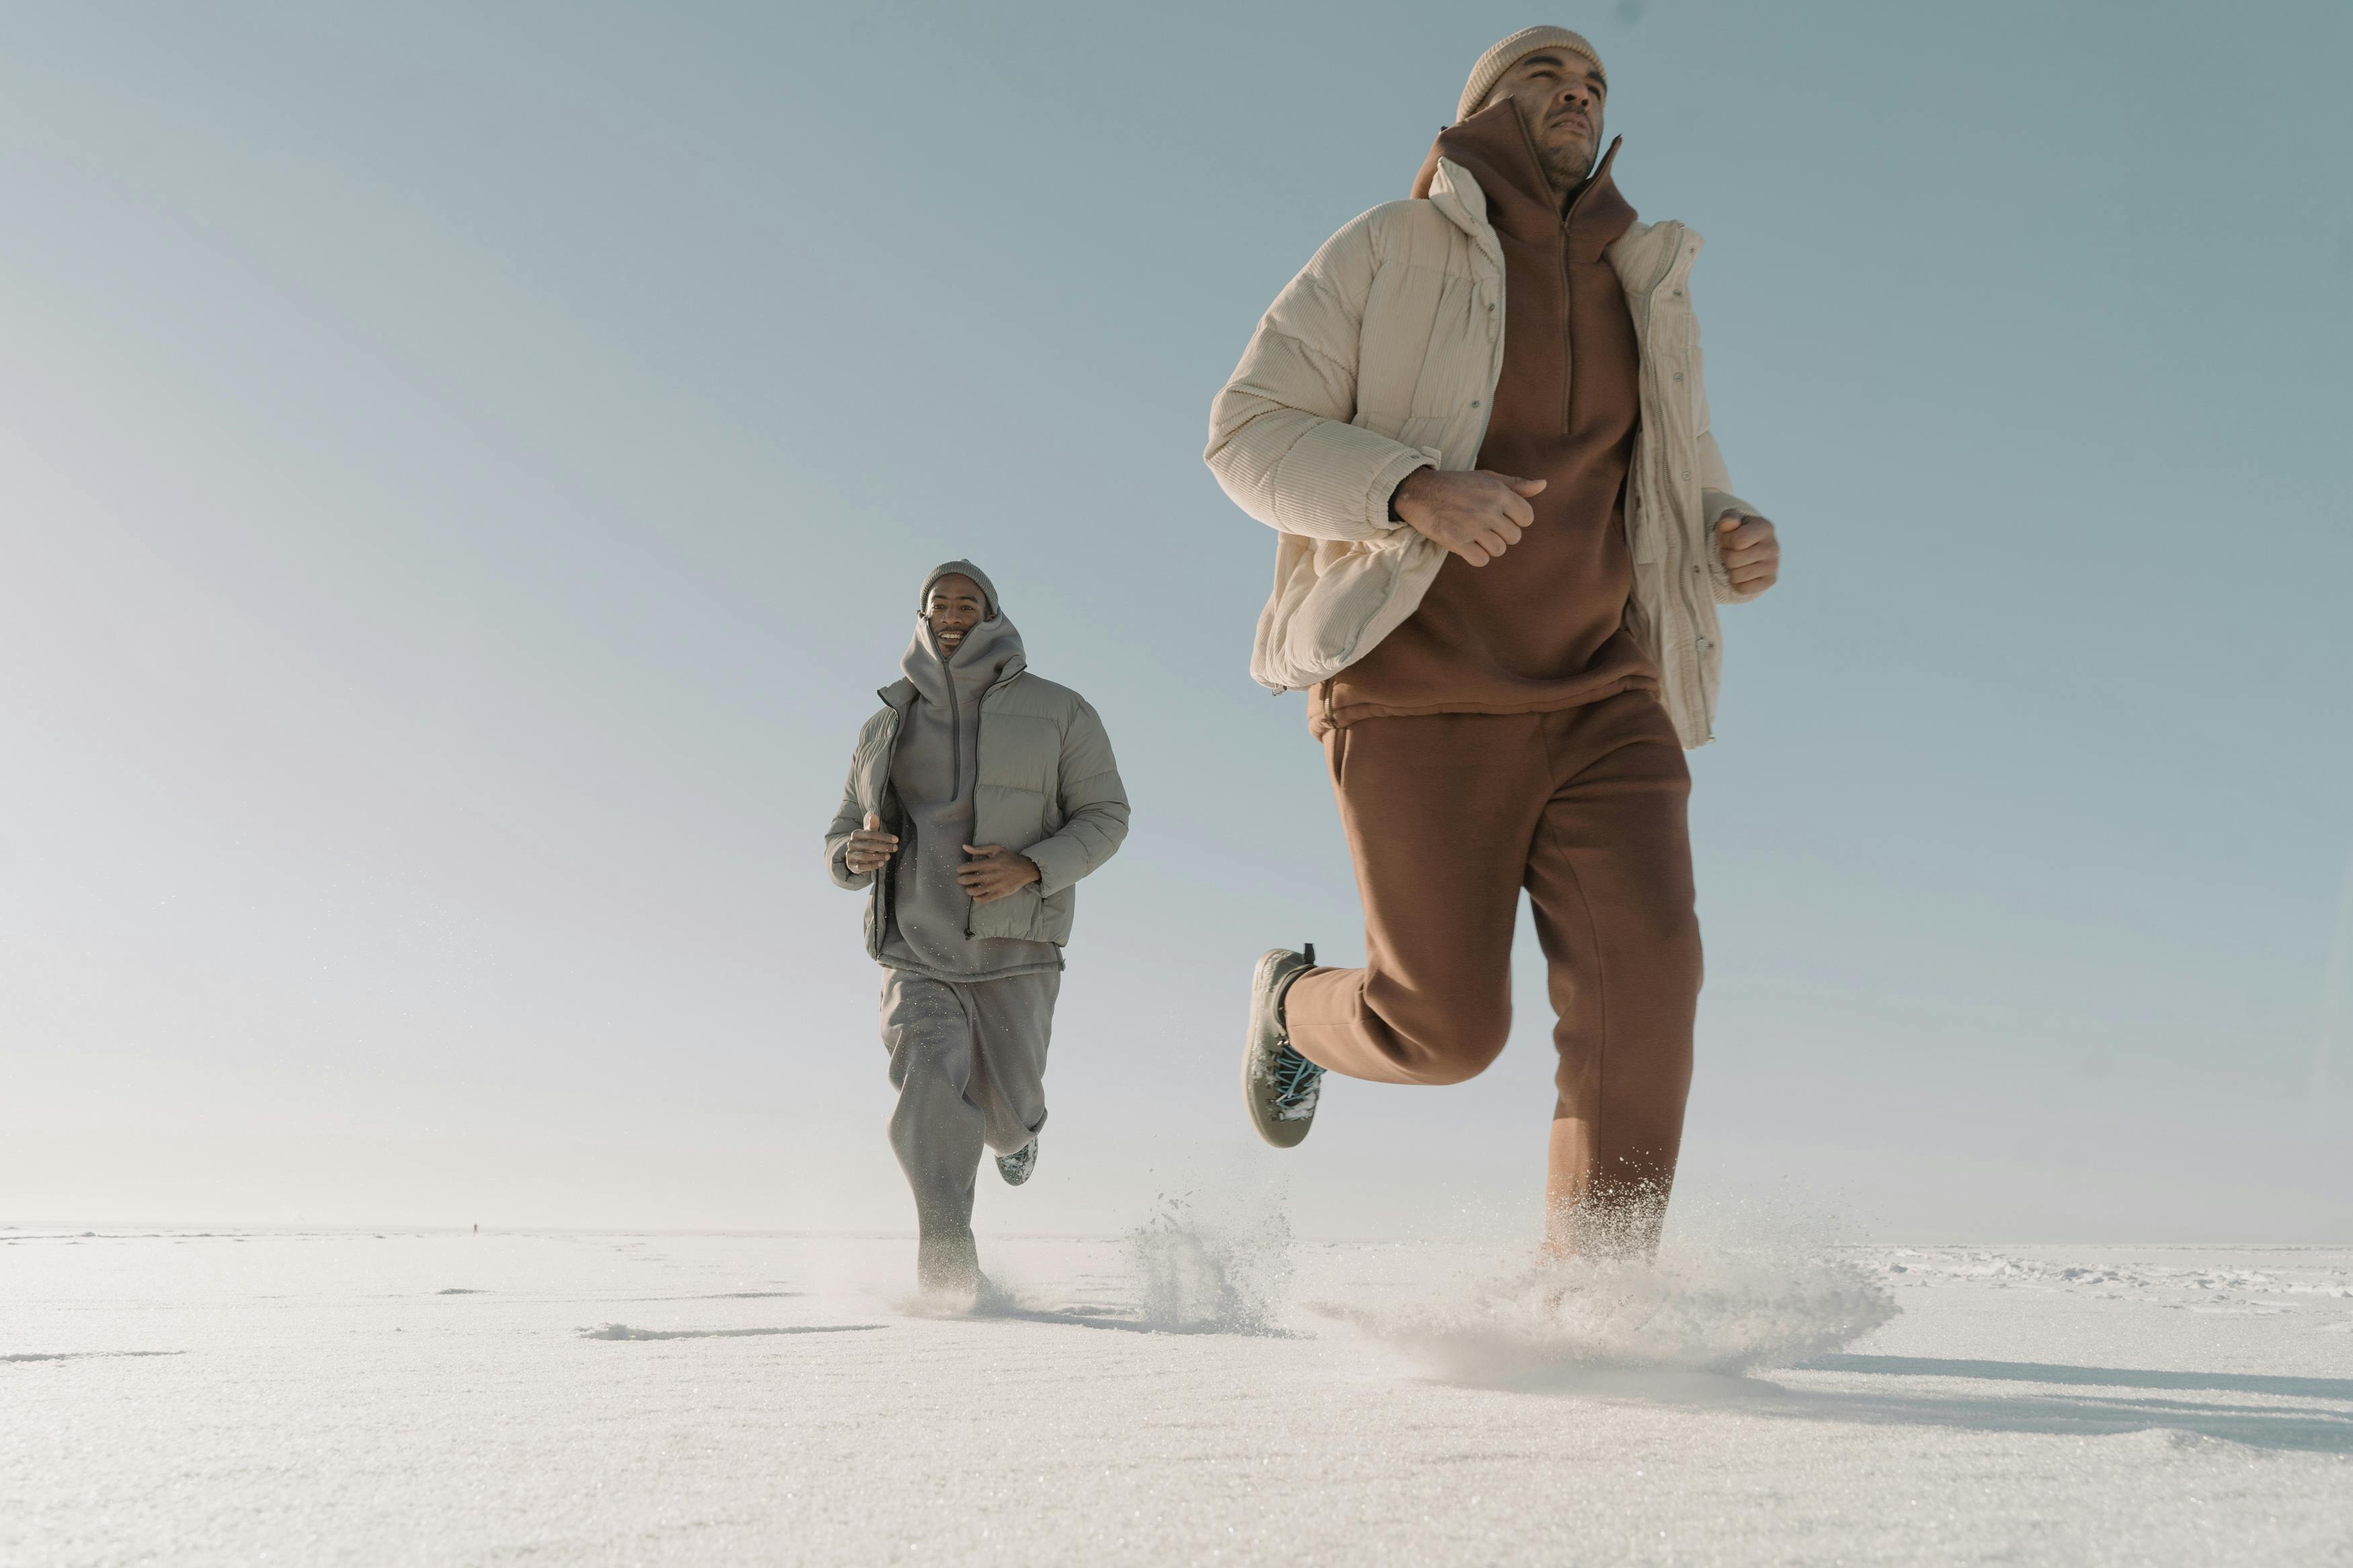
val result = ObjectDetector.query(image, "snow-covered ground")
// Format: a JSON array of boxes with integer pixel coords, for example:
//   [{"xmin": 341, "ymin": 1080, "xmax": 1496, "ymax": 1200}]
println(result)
[{"xmin": 5, "ymin": 1220, "xmax": 2350, "ymax": 1565}]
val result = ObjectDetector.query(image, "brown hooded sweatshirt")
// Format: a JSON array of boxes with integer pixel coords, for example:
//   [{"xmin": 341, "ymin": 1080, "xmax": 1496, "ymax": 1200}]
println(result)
[{"xmin": 1311, "ymin": 105, "xmax": 1652, "ymax": 735}]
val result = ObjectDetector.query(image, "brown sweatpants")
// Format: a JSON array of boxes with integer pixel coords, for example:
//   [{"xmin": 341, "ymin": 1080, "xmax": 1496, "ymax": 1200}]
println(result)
[{"xmin": 1285, "ymin": 689, "xmax": 1702, "ymax": 1255}]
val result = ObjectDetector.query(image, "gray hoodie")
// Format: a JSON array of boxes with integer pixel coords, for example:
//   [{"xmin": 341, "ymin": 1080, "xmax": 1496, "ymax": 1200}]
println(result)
[{"xmin": 875, "ymin": 569, "xmax": 1063, "ymax": 983}]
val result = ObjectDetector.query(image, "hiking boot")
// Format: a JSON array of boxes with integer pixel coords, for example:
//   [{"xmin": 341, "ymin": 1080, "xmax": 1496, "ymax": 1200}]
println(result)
[
  {"xmin": 1243, "ymin": 944, "xmax": 1325, "ymax": 1149},
  {"xmin": 996, "ymin": 1139, "xmax": 1038, "ymax": 1187}
]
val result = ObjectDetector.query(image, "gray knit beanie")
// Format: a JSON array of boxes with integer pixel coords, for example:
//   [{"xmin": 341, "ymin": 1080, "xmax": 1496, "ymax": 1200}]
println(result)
[
  {"xmin": 918, "ymin": 559, "xmax": 1000, "ymax": 618},
  {"xmin": 1457, "ymin": 26, "xmax": 1607, "ymax": 123}
]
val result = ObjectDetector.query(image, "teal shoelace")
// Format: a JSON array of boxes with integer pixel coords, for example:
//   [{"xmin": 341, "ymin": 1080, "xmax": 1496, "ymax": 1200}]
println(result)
[{"xmin": 1271, "ymin": 1044, "xmax": 1325, "ymax": 1120}]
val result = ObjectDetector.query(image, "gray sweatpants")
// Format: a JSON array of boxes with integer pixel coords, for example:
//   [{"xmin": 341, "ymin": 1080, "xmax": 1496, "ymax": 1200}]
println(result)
[{"xmin": 879, "ymin": 968, "xmax": 1059, "ymax": 1243}]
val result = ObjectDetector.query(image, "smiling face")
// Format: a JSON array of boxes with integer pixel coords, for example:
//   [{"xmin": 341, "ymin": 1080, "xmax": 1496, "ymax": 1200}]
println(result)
[
  {"xmin": 922, "ymin": 573, "xmax": 989, "ymax": 655},
  {"xmin": 1483, "ymin": 48, "xmax": 1607, "ymax": 194}
]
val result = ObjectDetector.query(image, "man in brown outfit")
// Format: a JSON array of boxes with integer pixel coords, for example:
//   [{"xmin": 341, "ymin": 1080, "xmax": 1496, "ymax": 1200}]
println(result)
[{"xmin": 1209, "ymin": 26, "xmax": 1781, "ymax": 1259}]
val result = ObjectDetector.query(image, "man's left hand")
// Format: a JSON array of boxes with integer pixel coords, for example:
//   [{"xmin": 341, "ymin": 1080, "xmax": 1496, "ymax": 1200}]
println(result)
[
  {"xmin": 1715, "ymin": 512, "xmax": 1780, "ymax": 595},
  {"xmin": 959, "ymin": 844, "xmax": 1041, "ymax": 904}
]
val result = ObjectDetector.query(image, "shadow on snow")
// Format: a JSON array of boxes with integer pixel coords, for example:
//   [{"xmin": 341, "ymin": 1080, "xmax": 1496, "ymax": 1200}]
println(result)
[
  {"xmin": 579, "ymin": 1323, "xmax": 885, "ymax": 1342},
  {"xmin": 1799, "ymin": 1353, "xmax": 2353, "ymax": 1404},
  {"xmin": 1458, "ymin": 1354, "xmax": 2353, "ymax": 1454},
  {"xmin": 965, "ymin": 1301, "xmax": 1300, "ymax": 1339}
]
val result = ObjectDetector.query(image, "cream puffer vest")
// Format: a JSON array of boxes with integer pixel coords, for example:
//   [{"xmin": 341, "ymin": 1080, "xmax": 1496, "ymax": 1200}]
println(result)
[{"xmin": 1204, "ymin": 157, "xmax": 1763, "ymax": 747}]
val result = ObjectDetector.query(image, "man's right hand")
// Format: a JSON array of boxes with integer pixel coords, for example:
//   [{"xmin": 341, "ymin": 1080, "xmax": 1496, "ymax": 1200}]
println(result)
[
  {"xmin": 842, "ymin": 811, "xmax": 900, "ymax": 876},
  {"xmin": 1390, "ymin": 468, "xmax": 1547, "ymax": 567}
]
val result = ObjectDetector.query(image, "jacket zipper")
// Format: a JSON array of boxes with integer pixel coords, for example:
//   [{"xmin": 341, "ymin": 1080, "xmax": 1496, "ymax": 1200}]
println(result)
[
  {"xmin": 1559, "ymin": 210, "xmax": 1576, "ymax": 435},
  {"xmin": 939, "ymin": 649, "xmax": 975, "ymax": 939},
  {"xmin": 1554, "ymin": 148, "xmax": 1623, "ymax": 436},
  {"xmin": 943, "ymin": 653, "xmax": 961, "ymax": 807},
  {"xmin": 956, "ymin": 665, "xmax": 1025, "ymax": 940},
  {"xmin": 1560, "ymin": 239, "xmax": 1575, "ymax": 434}
]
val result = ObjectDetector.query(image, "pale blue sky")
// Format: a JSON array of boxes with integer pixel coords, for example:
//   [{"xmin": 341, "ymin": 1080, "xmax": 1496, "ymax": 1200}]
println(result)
[{"xmin": 2, "ymin": 1, "xmax": 2347, "ymax": 1241}]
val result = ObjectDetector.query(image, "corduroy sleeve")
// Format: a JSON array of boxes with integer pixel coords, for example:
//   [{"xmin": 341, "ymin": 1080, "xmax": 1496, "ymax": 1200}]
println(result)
[
  {"xmin": 1203, "ymin": 209, "xmax": 1433, "ymax": 542},
  {"xmin": 1020, "ymin": 699, "xmax": 1129, "ymax": 899},
  {"xmin": 1687, "ymin": 291, "xmax": 1769, "ymax": 606}
]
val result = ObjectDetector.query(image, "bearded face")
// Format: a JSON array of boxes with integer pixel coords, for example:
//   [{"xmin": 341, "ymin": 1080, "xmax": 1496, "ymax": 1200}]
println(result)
[{"xmin": 1484, "ymin": 48, "xmax": 1607, "ymax": 192}]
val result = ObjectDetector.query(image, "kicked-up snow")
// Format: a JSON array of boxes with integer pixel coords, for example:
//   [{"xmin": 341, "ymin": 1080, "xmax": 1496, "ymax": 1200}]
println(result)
[
  {"xmin": 3, "ymin": 1219, "xmax": 2350, "ymax": 1565},
  {"xmin": 1319, "ymin": 1242, "xmax": 1901, "ymax": 1382}
]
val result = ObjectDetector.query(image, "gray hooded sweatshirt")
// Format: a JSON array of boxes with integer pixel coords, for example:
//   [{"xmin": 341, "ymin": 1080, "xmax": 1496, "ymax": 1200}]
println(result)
[{"xmin": 876, "ymin": 565, "xmax": 1063, "ymax": 983}]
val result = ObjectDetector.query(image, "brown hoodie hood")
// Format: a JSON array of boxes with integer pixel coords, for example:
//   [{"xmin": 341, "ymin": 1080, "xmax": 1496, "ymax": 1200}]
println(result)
[
  {"xmin": 1411, "ymin": 104, "xmax": 1634, "ymax": 257},
  {"xmin": 1311, "ymin": 103, "xmax": 1652, "ymax": 734}
]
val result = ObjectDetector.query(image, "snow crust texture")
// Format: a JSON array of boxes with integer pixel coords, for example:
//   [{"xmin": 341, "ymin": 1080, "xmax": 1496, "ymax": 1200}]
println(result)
[{"xmin": 3, "ymin": 1225, "xmax": 2350, "ymax": 1566}]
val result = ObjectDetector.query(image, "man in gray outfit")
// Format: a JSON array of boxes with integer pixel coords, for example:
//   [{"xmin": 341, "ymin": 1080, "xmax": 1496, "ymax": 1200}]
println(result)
[{"xmin": 825, "ymin": 562, "xmax": 1129, "ymax": 1296}]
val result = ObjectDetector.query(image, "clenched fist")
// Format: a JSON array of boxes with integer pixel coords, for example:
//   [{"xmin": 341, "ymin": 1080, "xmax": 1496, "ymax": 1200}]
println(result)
[
  {"xmin": 842, "ymin": 811, "xmax": 900, "ymax": 876},
  {"xmin": 1390, "ymin": 467, "xmax": 1549, "ymax": 568},
  {"xmin": 1715, "ymin": 512, "xmax": 1780, "ymax": 595},
  {"xmin": 957, "ymin": 843, "xmax": 1040, "ymax": 905}
]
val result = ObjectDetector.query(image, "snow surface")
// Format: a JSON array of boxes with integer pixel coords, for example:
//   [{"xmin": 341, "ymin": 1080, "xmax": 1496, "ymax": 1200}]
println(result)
[{"xmin": 4, "ymin": 1219, "xmax": 2350, "ymax": 1565}]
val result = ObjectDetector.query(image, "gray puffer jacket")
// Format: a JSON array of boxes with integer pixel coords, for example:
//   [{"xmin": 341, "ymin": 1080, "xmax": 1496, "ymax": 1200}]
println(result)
[{"xmin": 825, "ymin": 655, "xmax": 1129, "ymax": 952}]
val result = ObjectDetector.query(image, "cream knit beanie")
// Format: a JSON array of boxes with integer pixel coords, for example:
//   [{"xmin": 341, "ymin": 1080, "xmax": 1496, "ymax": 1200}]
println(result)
[{"xmin": 1457, "ymin": 26, "xmax": 1607, "ymax": 123}]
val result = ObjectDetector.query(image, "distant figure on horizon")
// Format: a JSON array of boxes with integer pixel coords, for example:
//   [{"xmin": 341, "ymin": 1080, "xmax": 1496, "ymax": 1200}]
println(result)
[
  {"xmin": 824, "ymin": 563, "xmax": 1129, "ymax": 1298},
  {"xmin": 1205, "ymin": 27, "xmax": 1782, "ymax": 1260}
]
